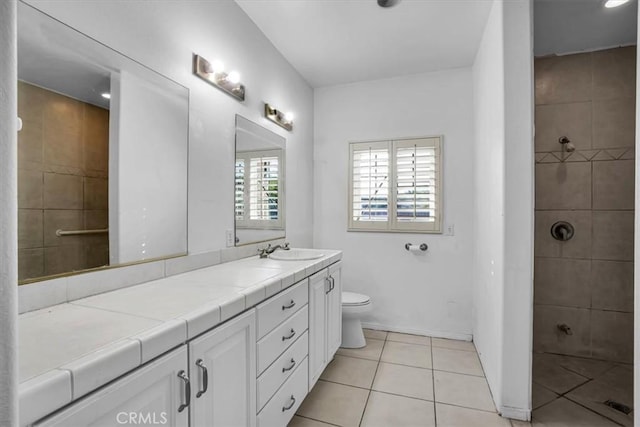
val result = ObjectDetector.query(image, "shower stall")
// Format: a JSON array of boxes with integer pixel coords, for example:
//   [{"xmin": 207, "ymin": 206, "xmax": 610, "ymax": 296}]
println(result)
[{"xmin": 532, "ymin": 45, "xmax": 635, "ymax": 426}]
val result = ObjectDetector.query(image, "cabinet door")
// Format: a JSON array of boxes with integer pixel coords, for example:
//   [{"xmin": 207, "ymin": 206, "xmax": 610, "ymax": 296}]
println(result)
[
  {"xmin": 326, "ymin": 262, "xmax": 343, "ymax": 360},
  {"xmin": 308, "ymin": 271, "xmax": 328, "ymax": 390},
  {"xmin": 190, "ymin": 310, "xmax": 256, "ymax": 427},
  {"xmin": 35, "ymin": 347, "xmax": 189, "ymax": 427}
]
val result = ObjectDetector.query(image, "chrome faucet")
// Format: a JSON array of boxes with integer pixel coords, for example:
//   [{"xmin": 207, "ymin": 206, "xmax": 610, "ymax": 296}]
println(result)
[{"xmin": 258, "ymin": 242, "xmax": 290, "ymax": 258}]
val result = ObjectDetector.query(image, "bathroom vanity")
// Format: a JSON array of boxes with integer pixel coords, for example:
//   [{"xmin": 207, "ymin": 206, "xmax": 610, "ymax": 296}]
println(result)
[{"xmin": 18, "ymin": 250, "xmax": 342, "ymax": 427}]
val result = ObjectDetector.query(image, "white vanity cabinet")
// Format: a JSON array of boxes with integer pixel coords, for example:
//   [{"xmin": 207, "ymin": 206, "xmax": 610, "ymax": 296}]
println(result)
[
  {"xmin": 255, "ymin": 279, "xmax": 309, "ymax": 427},
  {"xmin": 34, "ymin": 346, "xmax": 190, "ymax": 427},
  {"xmin": 308, "ymin": 262, "xmax": 342, "ymax": 389},
  {"xmin": 189, "ymin": 310, "xmax": 256, "ymax": 427}
]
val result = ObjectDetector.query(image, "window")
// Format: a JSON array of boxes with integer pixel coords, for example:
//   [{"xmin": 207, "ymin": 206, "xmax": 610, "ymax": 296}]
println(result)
[
  {"xmin": 348, "ymin": 136, "xmax": 442, "ymax": 233},
  {"xmin": 235, "ymin": 149, "xmax": 284, "ymax": 229}
]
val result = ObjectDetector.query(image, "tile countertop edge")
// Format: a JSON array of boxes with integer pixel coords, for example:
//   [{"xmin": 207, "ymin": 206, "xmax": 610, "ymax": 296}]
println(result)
[{"xmin": 18, "ymin": 250, "xmax": 342, "ymax": 425}]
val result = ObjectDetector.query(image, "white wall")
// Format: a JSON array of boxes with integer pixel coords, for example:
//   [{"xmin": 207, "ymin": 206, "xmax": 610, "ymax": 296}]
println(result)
[
  {"xmin": 472, "ymin": 0, "xmax": 533, "ymax": 420},
  {"xmin": 111, "ymin": 70, "xmax": 189, "ymax": 264},
  {"xmin": 472, "ymin": 0, "xmax": 506, "ymax": 411},
  {"xmin": 26, "ymin": 0, "xmax": 315, "ymax": 256},
  {"xmin": 314, "ymin": 70, "xmax": 475, "ymax": 339},
  {"xmin": 0, "ymin": 2, "xmax": 18, "ymax": 425}
]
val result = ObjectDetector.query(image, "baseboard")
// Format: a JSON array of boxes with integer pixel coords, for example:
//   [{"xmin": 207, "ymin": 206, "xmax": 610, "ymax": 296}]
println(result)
[
  {"xmin": 499, "ymin": 406, "xmax": 530, "ymax": 421},
  {"xmin": 360, "ymin": 322, "xmax": 473, "ymax": 342}
]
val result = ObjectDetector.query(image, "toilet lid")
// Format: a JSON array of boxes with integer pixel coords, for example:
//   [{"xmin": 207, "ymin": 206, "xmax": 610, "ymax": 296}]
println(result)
[{"xmin": 342, "ymin": 292, "xmax": 370, "ymax": 306}]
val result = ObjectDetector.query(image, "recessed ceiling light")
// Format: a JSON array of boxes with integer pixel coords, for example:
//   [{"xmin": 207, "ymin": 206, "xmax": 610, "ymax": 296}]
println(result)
[
  {"xmin": 101, "ymin": 92, "xmax": 111, "ymax": 99},
  {"xmin": 605, "ymin": 0, "xmax": 630, "ymax": 8}
]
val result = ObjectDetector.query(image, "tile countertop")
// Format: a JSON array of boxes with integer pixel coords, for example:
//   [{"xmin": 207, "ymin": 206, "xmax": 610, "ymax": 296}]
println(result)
[{"xmin": 18, "ymin": 249, "xmax": 342, "ymax": 425}]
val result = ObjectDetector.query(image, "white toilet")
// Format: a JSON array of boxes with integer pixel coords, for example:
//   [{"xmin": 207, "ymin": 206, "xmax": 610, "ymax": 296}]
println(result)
[{"xmin": 341, "ymin": 291, "xmax": 372, "ymax": 348}]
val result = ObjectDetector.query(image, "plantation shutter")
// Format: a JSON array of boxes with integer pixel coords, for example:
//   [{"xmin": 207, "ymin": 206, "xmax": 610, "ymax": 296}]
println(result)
[
  {"xmin": 236, "ymin": 149, "xmax": 283, "ymax": 229},
  {"xmin": 348, "ymin": 137, "xmax": 442, "ymax": 233}
]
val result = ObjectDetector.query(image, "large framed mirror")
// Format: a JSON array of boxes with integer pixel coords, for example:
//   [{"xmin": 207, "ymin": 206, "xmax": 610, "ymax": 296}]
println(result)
[
  {"xmin": 17, "ymin": 2, "xmax": 189, "ymax": 283},
  {"xmin": 234, "ymin": 115, "xmax": 285, "ymax": 246}
]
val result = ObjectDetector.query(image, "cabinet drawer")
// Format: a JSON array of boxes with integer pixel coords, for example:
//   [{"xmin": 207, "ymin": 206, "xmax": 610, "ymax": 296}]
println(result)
[
  {"xmin": 257, "ymin": 305, "xmax": 308, "ymax": 374},
  {"xmin": 257, "ymin": 331, "xmax": 308, "ymax": 412},
  {"xmin": 257, "ymin": 279, "xmax": 308, "ymax": 339},
  {"xmin": 257, "ymin": 357, "xmax": 308, "ymax": 427}
]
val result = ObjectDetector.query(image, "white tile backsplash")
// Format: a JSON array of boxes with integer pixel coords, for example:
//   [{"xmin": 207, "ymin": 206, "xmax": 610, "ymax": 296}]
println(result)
[
  {"xmin": 18, "ymin": 277, "xmax": 67, "ymax": 313},
  {"xmin": 164, "ymin": 250, "xmax": 221, "ymax": 276}
]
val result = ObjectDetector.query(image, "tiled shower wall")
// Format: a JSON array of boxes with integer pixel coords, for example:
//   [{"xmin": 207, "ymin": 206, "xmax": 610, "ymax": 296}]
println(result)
[
  {"xmin": 18, "ymin": 82, "xmax": 109, "ymax": 281},
  {"xmin": 533, "ymin": 47, "xmax": 635, "ymax": 364}
]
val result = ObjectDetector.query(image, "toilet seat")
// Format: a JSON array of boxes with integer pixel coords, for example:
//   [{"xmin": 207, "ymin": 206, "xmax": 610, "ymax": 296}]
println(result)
[{"xmin": 342, "ymin": 292, "xmax": 370, "ymax": 307}]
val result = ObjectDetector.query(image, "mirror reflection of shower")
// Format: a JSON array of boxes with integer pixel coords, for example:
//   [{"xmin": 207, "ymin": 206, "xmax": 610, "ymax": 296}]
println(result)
[{"xmin": 558, "ymin": 136, "xmax": 575, "ymax": 152}]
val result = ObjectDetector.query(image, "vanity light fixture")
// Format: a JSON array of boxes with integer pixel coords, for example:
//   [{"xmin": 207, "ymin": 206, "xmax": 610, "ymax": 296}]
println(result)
[
  {"xmin": 605, "ymin": 0, "xmax": 630, "ymax": 7},
  {"xmin": 101, "ymin": 92, "xmax": 111, "ymax": 99},
  {"xmin": 264, "ymin": 103, "xmax": 294, "ymax": 131},
  {"xmin": 193, "ymin": 54, "xmax": 245, "ymax": 101}
]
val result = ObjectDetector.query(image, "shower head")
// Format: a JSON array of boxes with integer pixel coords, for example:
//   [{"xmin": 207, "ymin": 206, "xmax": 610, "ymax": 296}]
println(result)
[{"xmin": 565, "ymin": 142, "xmax": 575, "ymax": 152}]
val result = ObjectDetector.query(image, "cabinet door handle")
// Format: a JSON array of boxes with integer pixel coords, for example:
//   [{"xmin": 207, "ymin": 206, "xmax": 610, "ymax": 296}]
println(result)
[
  {"xmin": 195, "ymin": 359, "xmax": 208, "ymax": 398},
  {"xmin": 282, "ymin": 395, "xmax": 296, "ymax": 412},
  {"xmin": 282, "ymin": 328, "xmax": 296, "ymax": 341},
  {"xmin": 282, "ymin": 358, "xmax": 296, "ymax": 373},
  {"xmin": 325, "ymin": 277, "xmax": 331, "ymax": 294},
  {"xmin": 177, "ymin": 370, "xmax": 191, "ymax": 412},
  {"xmin": 329, "ymin": 276, "xmax": 335, "ymax": 292},
  {"xmin": 282, "ymin": 300, "xmax": 296, "ymax": 310}
]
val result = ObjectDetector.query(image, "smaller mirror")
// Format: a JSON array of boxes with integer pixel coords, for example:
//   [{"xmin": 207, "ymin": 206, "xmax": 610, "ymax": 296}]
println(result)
[{"xmin": 235, "ymin": 115, "xmax": 285, "ymax": 246}]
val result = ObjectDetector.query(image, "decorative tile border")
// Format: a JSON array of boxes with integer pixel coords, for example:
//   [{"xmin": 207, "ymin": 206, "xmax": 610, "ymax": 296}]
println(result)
[{"xmin": 535, "ymin": 148, "xmax": 635, "ymax": 164}]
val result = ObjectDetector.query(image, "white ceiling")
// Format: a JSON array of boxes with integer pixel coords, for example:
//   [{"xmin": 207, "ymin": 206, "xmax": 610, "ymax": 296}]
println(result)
[
  {"xmin": 235, "ymin": 0, "xmax": 493, "ymax": 88},
  {"xmin": 534, "ymin": 0, "xmax": 637, "ymax": 57}
]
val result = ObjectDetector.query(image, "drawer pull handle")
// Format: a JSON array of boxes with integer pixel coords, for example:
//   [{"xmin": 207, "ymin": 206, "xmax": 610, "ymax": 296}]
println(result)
[
  {"xmin": 282, "ymin": 328, "xmax": 296, "ymax": 341},
  {"xmin": 282, "ymin": 358, "xmax": 296, "ymax": 373},
  {"xmin": 282, "ymin": 395, "xmax": 296, "ymax": 412},
  {"xmin": 177, "ymin": 370, "xmax": 191, "ymax": 412},
  {"xmin": 282, "ymin": 300, "xmax": 296, "ymax": 310},
  {"xmin": 195, "ymin": 359, "xmax": 208, "ymax": 398}
]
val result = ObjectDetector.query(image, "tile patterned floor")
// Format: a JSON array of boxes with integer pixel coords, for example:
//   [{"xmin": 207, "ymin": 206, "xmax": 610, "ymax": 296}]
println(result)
[
  {"xmin": 529, "ymin": 352, "xmax": 633, "ymax": 427},
  {"xmin": 290, "ymin": 329, "xmax": 510, "ymax": 427}
]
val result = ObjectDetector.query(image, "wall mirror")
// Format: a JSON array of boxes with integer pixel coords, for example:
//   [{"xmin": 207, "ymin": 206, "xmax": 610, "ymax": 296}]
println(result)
[
  {"xmin": 235, "ymin": 115, "xmax": 285, "ymax": 246},
  {"xmin": 17, "ymin": 2, "xmax": 189, "ymax": 283}
]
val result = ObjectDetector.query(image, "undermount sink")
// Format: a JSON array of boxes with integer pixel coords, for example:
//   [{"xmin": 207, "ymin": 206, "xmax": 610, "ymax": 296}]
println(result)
[{"xmin": 269, "ymin": 249, "xmax": 325, "ymax": 261}]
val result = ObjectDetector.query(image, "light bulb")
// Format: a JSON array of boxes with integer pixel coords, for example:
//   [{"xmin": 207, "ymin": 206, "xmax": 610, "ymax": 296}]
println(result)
[
  {"xmin": 284, "ymin": 112, "xmax": 294, "ymax": 122},
  {"xmin": 210, "ymin": 60, "xmax": 224, "ymax": 74},
  {"xmin": 227, "ymin": 71, "xmax": 240, "ymax": 84},
  {"xmin": 101, "ymin": 92, "xmax": 111, "ymax": 99},
  {"xmin": 605, "ymin": 0, "xmax": 630, "ymax": 7}
]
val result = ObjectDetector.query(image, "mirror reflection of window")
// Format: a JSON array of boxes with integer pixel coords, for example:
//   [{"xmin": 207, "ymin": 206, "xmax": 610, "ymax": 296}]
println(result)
[{"xmin": 235, "ymin": 149, "xmax": 283, "ymax": 229}]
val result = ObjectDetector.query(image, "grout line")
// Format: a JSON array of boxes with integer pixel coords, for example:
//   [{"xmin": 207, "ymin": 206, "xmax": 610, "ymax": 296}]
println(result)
[
  {"xmin": 431, "ymin": 338, "xmax": 438, "ymax": 426},
  {"xmin": 358, "ymin": 337, "xmax": 386, "ymax": 427},
  {"xmin": 435, "ymin": 401, "xmax": 503, "ymax": 416},
  {"xmin": 294, "ymin": 414, "xmax": 342, "ymax": 426}
]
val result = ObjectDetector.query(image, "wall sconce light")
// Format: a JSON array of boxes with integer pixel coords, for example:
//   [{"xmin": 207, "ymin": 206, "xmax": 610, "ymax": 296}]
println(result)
[
  {"xmin": 264, "ymin": 103, "xmax": 294, "ymax": 131},
  {"xmin": 193, "ymin": 54, "xmax": 245, "ymax": 101}
]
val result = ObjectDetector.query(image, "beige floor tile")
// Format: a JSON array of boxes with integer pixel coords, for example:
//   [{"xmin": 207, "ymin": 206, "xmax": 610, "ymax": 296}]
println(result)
[
  {"xmin": 297, "ymin": 381, "xmax": 369, "ymax": 427},
  {"xmin": 372, "ymin": 362, "xmax": 433, "ymax": 401},
  {"xmin": 380, "ymin": 341, "xmax": 432, "ymax": 368},
  {"xmin": 287, "ymin": 415, "xmax": 335, "ymax": 427},
  {"xmin": 434, "ymin": 370, "xmax": 496, "ymax": 412},
  {"xmin": 532, "ymin": 383, "xmax": 558, "ymax": 410},
  {"xmin": 337, "ymin": 338, "xmax": 384, "ymax": 361},
  {"xmin": 532, "ymin": 353, "xmax": 589, "ymax": 394},
  {"xmin": 319, "ymin": 355, "xmax": 378, "ymax": 389},
  {"xmin": 510, "ymin": 420, "xmax": 533, "ymax": 427},
  {"xmin": 436, "ymin": 403, "xmax": 511, "ymax": 427},
  {"xmin": 386, "ymin": 331, "xmax": 431, "ymax": 346},
  {"xmin": 533, "ymin": 398, "xmax": 619, "ymax": 426},
  {"xmin": 364, "ymin": 329, "xmax": 387, "ymax": 340},
  {"xmin": 432, "ymin": 337, "xmax": 476, "ymax": 352},
  {"xmin": 361, "ymin": 391, "xmax": 435, "ymax": 427},
  {"xmin": 565, "ymin": 365, "xmax": 633, "ymax": 427},
  {"xmin": 432, "ymin": 347, "xmax": 484, "ymax": 376}
]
